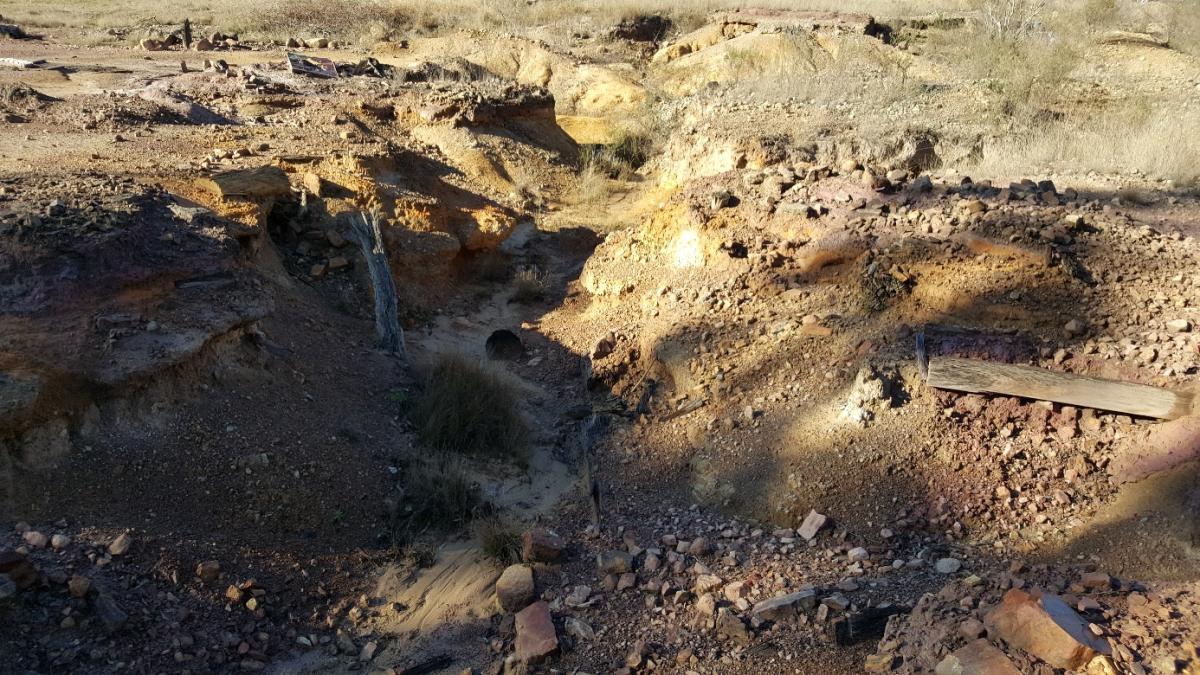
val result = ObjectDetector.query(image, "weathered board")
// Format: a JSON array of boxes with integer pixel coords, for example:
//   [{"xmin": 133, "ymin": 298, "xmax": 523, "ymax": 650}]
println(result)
[
  {"xmin": 199, "ymin": 166, "xmax": 291, "ymax": 200},
  {"xmin": 926, "ymin": 356, "xmax": 1193, "ymax": 420}
]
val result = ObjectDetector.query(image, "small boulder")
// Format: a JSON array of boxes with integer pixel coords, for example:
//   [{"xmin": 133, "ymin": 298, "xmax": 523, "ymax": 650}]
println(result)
[
  {"xmin": 984, "ymin": 589, "xmax": 1111, "ymax": 670},
  {"xmin": 935, "ymin": 558, "xmax": 962, "ymax": 574},
  {"xmin": 496, "ymin": 564, "xmax": 535, "ymax": 612},
  {"xmin": 21, "ymin": 531, "xmax": 48, "ymax": 549},
  {"xmin": 596, "ymin": 550, "xmax": 633, "ymax": 575},
  {"xmin": 521, "ymin": 528, "xmax": 565, "ymax": 563},
  {"xmin": 108, "ymin": 533, "xmax": 133, "ymax": 556},
  {"xmin": 797, "ymin": 510, "xmax": 828, "ymax": 540},
  {"xmin": 196, "ymin": 560, "xmax": 221, "ymax": 584},
  {"xmin": 68, "ymin": 575, "xmax": 92, "ymax": 598},
  {"xmin": 50, "ymin": 534, "xmax": 71, "ymax": 550}
]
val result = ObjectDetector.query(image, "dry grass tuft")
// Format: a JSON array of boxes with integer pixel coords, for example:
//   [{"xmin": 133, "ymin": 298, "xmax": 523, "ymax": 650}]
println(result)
[
  {"xmin": 473, "ymin": 515, "xmax": 522, "ymax": 564},
  {"xmin": 410, "ymin": 354, "xmax": 529, "ymax": 462},
  {"xmin": 970, "ymin": 104, "xmax": 1200, "ymax": 186},
  {"xmin": 389, "ymin": 458, "xmax": 492, "ymax": 546},
  {"xmin": 511, "ymin": 267, "xmax": 549, "ymax": 303}
]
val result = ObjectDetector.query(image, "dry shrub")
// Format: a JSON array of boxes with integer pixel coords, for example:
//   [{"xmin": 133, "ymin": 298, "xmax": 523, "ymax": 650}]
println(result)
[
  {"xmin": 410, "ymin": 354, "xmax": 529, "ymax": 461},
  {"xmin": 473, "ymin": 515, "xmax": 521, "ymax": 564},
  {"xmin": 970, "ymin": 103, "xmax": 1200, "ymax": 186},
  {"xmin": 246, "ymin": 0, "xmax": 408, "ymax": 40},
  {"xmin": 511, "ymin": 267, "xmax": 549, "ymax": 303},
  {"xmin": 385, "ymin": 458, "xmax": 493, "ymax": 548},
  {"xmin": 978, "ymin": 0, "xmax": 1048, "ymax": 39}
]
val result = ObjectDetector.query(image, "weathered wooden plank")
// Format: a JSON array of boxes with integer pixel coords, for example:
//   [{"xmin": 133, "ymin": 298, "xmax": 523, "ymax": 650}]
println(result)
[
  {"xmin": 199, "ymin": 166, "xmax": 291, "ymax": 200},
  {"xmin": 926, "ymin": 356, "xmax": 1193, "ymax": 420}
]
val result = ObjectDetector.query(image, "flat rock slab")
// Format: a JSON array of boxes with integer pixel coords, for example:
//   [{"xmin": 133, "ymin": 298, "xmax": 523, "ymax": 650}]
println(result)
[
  {"xmin": 514, "ymin": 600, "xmax": 558, "ymax": 664},
  {"xmin": 935, "ymin": 639, "xmax": 1022, "ymax": 675},
  {"xmin": 751, "ymin": 589, "xmax": 817, "ymax": 622}
]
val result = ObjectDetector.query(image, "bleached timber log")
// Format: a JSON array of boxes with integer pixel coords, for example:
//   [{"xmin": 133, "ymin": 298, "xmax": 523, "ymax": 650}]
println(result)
[{"xmin": 926, "ymin": 356, "xmax": 1193, "ymax": 420}]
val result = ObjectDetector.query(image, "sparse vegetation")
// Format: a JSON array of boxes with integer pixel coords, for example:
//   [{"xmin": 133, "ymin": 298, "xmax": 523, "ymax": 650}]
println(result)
[
  {"xmin": 512, "ymin": 267, "xmax": 550, "ymax": 303},
  {"xmin": 409, "ymin": 354, "xmax": 529, "ymax": 462},
  {"xmin": 473, "ymin": 515, "xmax": 522, "ymax": 564},
  {"xmin": 389, "ymin": 458, "xmax": 492, "ymax": 545}
]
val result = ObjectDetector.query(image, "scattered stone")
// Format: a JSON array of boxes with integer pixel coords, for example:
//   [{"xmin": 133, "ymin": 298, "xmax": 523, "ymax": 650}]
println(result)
[
  {"xmin": 797, "ymin": 510, "xmax": 828, "ymax": 540},
  {"xmin": 716, "ymin": 607, "xmax": 751, "ymax": 644},
  {"xmin": 94, "ymin": 591, "xmax": 129, "ymax": 632},
  {"xmin": 21, "ymin": 531, "xmax": 48, "ymax": 549},
  {"xmin": 617, "ymin": 572, "xmax": 637, "ymax": 592},
  {"xmin": 847, "ymin": 547, "xmax": 869, "ymax": 562},
  {"xmin": 934, "ymin": 639, "xmax": 1021, "ymax": 675},
  {"xmin": 68, "ymin": 575, "xmax": 91, "ymax": 598},
  {"xmin": 1165, "ymin": 319, "xmax": 1192, "ymax": 333},
  {"xmin": 935, "ymin": 558, "xmax": 962, "ymax": 574},
  {"xmin": 358, "ymin": 641, "xmax": 377, "ymax": 662},
  {"xmin": 196, "ymin": 560, "xmax": 221, "ymax": 583},
  {"xmin": 495, "ymin": 564, "xmax": 535, "ymax": 612},
  {"xmin": 0, "ymin": 551, "xmax": 38, "ymax": 590},
  {"xmin": 597, "ymin": 550, "xmax": 633, "ymax": 575},
  {"xmin": 751, "ymin": 590, "xmax": 817, "ymax": 622},
  {"xmin": 514, "ymin": 601, "xmax": 558, "ymax": 663},
  {"xmin": 564, "ymin": 616, "xmax": 594, "ymax": 641},
  {"xmin": 985, "ymin": 589, "xmax": 1111, "ymax": 670},
  {"xmin": 108, "ymin": 532, "xmax": 133, "ymax": 556},
  {"xmin": 50, "ymin": 534, "xmax": 71, "ymax": 549}
]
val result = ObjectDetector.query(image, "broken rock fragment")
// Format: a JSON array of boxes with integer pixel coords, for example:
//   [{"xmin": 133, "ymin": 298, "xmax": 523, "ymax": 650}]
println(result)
[
  {"xmin": 797, "ymin": 510, "xmax": 828, "ymax": 541},
  {"xmin": 514, "ymin": 600, "xmax": 558, "ymax": 663},
  {"xmin": 934, "ymin": 639, "xmax": 1022, "ymax": 675},
  {"xmin": 750, "ymin": 589, "xmax": 816, "ymax": 622},
  {"xmin": 984, "ymin": 589, "xmax": 1111, "ymax": 670}
]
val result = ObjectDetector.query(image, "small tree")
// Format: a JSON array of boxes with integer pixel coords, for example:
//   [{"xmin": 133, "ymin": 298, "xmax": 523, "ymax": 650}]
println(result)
[{"xmin": 980, "ymin": 0, "xmax": 1048, "ymax": 40}]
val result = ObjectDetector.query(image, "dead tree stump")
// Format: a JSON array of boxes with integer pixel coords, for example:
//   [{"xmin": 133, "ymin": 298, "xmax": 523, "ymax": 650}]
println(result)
[{"xmin": 349, "ymin": 210, "xmax": 406, "ymax": 360}]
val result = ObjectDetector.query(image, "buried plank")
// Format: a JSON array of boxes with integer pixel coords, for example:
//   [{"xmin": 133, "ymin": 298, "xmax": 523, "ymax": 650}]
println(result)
[
  {"xmin": 198, "ymin": 166, "xmax": 291, "ymax": 200},
  {"xmin": 926, "ymin": 356, "xmax": 1194, "ymax": 420}
]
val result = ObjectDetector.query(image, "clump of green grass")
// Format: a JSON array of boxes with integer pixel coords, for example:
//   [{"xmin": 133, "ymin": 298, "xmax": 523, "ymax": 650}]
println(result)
[
  {"xmin": 473, "ymin": 515, "xmax": 522, "ymax": 564},
  {"xmin": 409, "ymin": 354, "xmax": 530, "ymax": 462},
  {"xmin": 511, "ymin": 267, "xmax": 549, "ymax": 304}
]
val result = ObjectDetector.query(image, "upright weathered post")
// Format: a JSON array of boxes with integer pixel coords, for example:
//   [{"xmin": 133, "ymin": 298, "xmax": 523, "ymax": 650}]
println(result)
[{"xmin": 349, "ymin": 209, "xmax": 406, "ymax": 360}]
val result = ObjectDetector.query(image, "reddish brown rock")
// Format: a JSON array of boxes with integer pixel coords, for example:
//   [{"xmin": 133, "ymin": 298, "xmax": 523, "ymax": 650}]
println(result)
[
  {"xmin": 984, "ymin": 589, "xmax": 1111, "ymax": 669},
  {"xmin": 934, "ymin": 639, "xmax": 1022, "ymax": 675},
  {"xmin": 514, "ymin": 600, "xmax": 558, "ymax": 664},
  {"xmin": 521, "ymin": 527, "xmax": 565, "ymax": 563},
  {"xmin": 0, "ymin": 550, "xmax": 38, "ymax": 590}
]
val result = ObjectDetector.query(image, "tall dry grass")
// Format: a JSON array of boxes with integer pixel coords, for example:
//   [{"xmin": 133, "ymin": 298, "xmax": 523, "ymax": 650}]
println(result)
[{"xmin": 970, "ymin": 105, "xmax": 1200, "ymax": 186}]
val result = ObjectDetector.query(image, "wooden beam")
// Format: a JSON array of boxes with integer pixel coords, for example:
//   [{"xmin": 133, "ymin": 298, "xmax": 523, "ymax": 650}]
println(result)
[{"xmin": 926, "ymin": 356, "xmax": 1193, "ymax": 420}]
